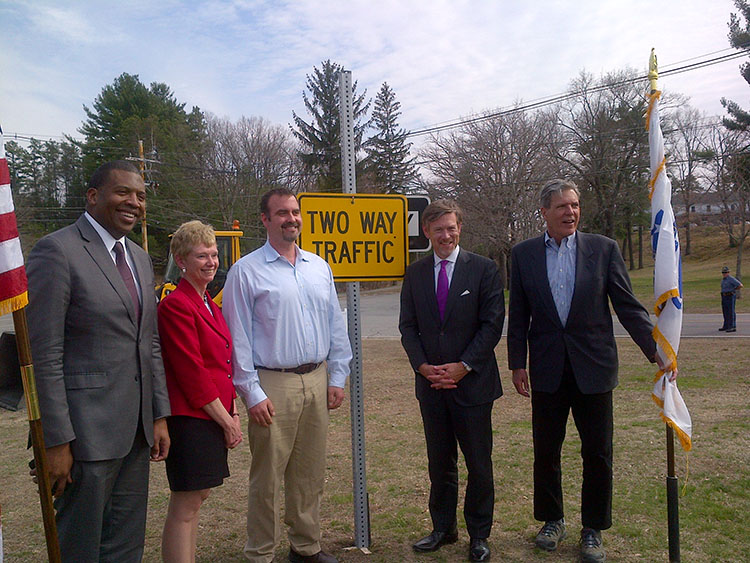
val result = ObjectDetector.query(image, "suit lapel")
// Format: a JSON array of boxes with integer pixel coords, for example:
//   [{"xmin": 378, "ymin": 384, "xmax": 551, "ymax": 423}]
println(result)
[
  {"xmin": 531, "ymin": 235, "xmax": 562, "ymax": 328},
  {"xmin": 179, "ymin": 279, "xmax": 232, "ymax": 345},
  {"xmin": 567, "ymin": 232, "xmax": 594, "ymax": 326},
  {"xmin": 419, "ymin": 256, "xmax": 442, "ymax": 325},
  {"xmin": 76, "ymin": 216, "xmax": 139, "ymax": 327}
]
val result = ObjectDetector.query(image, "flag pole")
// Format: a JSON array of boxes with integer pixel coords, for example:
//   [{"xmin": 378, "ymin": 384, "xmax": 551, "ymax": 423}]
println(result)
[
  {"xmin": 649, "ymin": 48, "xmax": 680, "ymax": 563},
  {"xmin": 666, "ymin": 425, "xmax": 679, "ymax": 562},
  {"xmin": 13, "ymin": 307, "xmax": 61, "ymax": 562},
  {"xmin": 0, "ymin": 126, "xmax": 60, "ymax": 560}
]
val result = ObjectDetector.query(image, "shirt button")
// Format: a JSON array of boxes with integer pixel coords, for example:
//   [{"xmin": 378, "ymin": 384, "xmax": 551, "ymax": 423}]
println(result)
[
  {"xmin": 227, "ymin": 374, "xmax": 231, "ymax": 378},
  {"xmin": 226, "ymin": 359, "xmax": 231, "ymax": 364}
]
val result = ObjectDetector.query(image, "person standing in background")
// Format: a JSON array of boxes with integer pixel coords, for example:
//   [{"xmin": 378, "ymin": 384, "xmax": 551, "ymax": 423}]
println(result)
[{"xmin": 719, "ymin": 265, "xmax": 743, "ymax": 333}]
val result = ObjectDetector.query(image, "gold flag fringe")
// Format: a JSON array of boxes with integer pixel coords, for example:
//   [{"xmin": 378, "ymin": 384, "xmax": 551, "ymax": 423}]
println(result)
[{"xmin": 0, "ymin": 292, "xmax": 28, "ymax": 316}]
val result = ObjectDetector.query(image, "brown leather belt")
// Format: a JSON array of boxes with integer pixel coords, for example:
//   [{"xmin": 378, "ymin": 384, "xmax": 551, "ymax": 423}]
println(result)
[
  {"xmin": 256, "ymin": 362, "xmax": 321, "ymax": 375},
  {"xmin": 722, "ymin": 292, "xmax": 735, "ymax": 296}
]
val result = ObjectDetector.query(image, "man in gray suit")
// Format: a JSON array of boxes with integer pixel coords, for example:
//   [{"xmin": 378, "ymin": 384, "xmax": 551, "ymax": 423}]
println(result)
[
  {"xmin": 27, "ymin": 160, "xmax": 171, "ymax": 562},
  {"xmin": 508, "ymin": 179, "xmax": 668, "ymax": 563}
]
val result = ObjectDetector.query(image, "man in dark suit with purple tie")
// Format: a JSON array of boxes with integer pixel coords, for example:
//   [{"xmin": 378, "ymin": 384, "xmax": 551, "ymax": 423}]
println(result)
[{"xmin": 399, "ymin": 199, "xmax": 504, "ymax": 563}]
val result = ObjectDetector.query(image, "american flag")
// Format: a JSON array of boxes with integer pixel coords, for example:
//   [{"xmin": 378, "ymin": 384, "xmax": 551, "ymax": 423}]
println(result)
[{"xmin": 0, "ymin": 127, "xmax": 28, "ymax": 316}]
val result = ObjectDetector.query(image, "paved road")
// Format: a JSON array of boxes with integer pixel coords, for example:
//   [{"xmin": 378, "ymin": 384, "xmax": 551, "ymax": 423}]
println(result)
[
  {"xmin": 3, "ymin": 286, "xmax": 748, "ymax": 339},
  {"xmin": 338, "ymin": 285, "xmax": 750, "ymax": 339}
]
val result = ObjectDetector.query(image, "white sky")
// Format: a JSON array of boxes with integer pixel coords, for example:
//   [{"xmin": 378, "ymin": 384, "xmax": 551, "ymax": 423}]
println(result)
[{"xmin": 1, "ymin": 0, "xmax": 748, "ymax": 146}]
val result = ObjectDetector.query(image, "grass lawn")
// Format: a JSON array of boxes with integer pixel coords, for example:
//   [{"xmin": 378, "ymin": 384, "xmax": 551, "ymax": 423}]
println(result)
[{"xmin": 1, "ymin": 338, "xmax": 747, "ymax": 562}]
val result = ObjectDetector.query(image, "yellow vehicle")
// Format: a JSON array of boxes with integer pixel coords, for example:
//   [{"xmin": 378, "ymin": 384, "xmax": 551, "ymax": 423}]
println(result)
[{"xmin": 156, "ymin": 222, "xmax": 243, "ymax": 306}]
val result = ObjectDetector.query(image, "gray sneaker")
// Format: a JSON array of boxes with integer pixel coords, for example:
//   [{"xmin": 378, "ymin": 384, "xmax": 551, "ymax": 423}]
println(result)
[
  {"xmin": 580, "ymin": 528, "xmax": 606, "ymax": 562},
  {"xmin": 535, "ymin": 518, "xmax": 566, "ymax": 551}
]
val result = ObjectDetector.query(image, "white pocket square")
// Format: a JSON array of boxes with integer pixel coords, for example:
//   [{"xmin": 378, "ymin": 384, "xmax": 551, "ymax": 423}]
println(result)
[{"xmin": 460, "ymin": 289, "xmax": 470, "ymax": 296}]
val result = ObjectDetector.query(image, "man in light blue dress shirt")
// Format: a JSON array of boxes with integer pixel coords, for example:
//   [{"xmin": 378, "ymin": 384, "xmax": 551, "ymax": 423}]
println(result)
[
  {"xmin": 223, "ymin": 188, "xmax": 352, "ymax": 563},
  {"xmin": 508, "ymin": 180, "xmax": 667, "ymax": 563}
]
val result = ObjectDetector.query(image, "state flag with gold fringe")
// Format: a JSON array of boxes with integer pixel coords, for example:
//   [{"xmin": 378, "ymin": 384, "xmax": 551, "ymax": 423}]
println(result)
[{"xmin": 646, "ymin": 88, "xmax": 692, "ymax": 451}]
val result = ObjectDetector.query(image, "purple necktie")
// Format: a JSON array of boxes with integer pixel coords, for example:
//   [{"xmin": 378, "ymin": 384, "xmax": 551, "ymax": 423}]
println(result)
[
  {"xmin": 437, "ymin": 259, "xmax": 449, "ymax": 321},
  {"xmin": 113, "ymin": 241, "xmax": 140, "ymax": 320}
]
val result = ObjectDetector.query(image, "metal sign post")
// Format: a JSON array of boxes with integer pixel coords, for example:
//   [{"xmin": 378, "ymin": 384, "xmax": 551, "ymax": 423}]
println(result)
[{"xmin": 339, "ymin": 69, "xmax": 370, "ymax": 548}]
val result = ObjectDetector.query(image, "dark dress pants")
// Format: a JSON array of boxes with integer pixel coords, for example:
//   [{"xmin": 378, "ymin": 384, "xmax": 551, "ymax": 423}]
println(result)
[
  {"xmin": 419, "ymin": 393, "xmax": 495, "ymax": 539},
  {"xmin": 531, "ymin": 359, "xmax": 613, "ymax": 531},
  {"xmin": 54, "ymin": 429, "xmax": 150, "ymax": 563},
  {"xmin": 722, "ymin": 293, "xmax": 736, "ymax": 330}
]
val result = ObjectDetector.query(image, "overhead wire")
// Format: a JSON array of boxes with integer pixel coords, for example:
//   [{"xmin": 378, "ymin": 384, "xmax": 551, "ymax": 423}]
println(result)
[
  {"xmin": 5, "ymin": 44, "xmax": 749, "ymax": 210},
  {"xmin": 405, "ymin": 48, "xmax": 749, "ymax": 138}
]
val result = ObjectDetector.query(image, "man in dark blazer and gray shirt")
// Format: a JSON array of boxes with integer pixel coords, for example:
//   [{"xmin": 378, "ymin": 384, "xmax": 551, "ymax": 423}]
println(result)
[
  {"xmin": 400, "ymin": 199, "xmax": 504, "ymax": 563},
  {"xmin": 27, "ymin": 160, "xmax": 171, "ymax": 562},
  {"xmin": 508, "ymin": 179, "xmax": 668, "ymax": 562}
]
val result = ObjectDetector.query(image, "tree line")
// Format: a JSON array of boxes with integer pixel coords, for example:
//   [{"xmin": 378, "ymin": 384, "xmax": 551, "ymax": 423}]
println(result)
[{"xmin": 8, "ymin": 1, "xmax": 750, "ymax": 279}]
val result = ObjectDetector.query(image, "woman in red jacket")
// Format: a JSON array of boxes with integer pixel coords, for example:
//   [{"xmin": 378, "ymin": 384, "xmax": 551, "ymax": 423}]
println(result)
[{"xmin": 158, "ymin": 220, "xmax": 242, "ymax": 562}]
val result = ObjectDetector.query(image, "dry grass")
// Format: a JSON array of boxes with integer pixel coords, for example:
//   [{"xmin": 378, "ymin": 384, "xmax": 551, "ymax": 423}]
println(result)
[
  {"xmin": 1, "ymin": 338, "xmax": 748, "ymax": 562},
  {"xmin": 626, "ymin": 224, "xmax": 750, "ymax": 314}
]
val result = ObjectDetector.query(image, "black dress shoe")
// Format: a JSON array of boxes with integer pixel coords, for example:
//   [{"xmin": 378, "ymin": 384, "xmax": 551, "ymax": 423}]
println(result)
[
  {"xmin": 288, "ymin": 548, "xmax": 338, "ymax": 563},
  {"xmin": 469, "ymin": 538, "xmax": 490, "ymax": 562},
  {"xmin": 412, "ymin": 529, "xmax": 459, "ymax": 552}
]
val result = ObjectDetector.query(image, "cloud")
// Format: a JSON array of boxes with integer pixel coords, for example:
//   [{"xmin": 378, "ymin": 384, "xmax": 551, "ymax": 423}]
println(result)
[{"xmin": 1, "ymin": 0, "xmax": 746, "ymax": 144}]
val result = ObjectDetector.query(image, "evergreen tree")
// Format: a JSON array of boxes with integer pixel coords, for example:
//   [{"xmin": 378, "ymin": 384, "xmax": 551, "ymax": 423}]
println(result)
[
  {"xmin": 291, "ymin": 60, "xmax": 370, "ymax": 192},
  {"xmin": 722, "ymin": 0, "xmax": 750, "ymax": 278},
  {"xmin": 79, "ymin": 73, "xmax": 207, "ymax": 250},
  {"xmin": 364, "ymin": 82, "xmax": 419, "ymax": 193},
  {"xmin": 79, "ymin": 72, "xmax": 205, "ymax": 180},
  {"xmin": 722, "ymin": 0, "xmax": 750, "ymax": 130}
]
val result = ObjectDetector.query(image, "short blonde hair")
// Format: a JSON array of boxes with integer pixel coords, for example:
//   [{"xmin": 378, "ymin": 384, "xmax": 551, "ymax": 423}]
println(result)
[{"xmin": 170, "ymin": 220, "xmax": 216, "ymax": 259}]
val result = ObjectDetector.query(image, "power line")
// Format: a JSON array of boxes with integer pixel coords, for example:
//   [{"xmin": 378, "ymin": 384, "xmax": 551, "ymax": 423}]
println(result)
[
  {"xmin": 405, "ymin": 48, "xmax": 748, "ymax": 138},
  {"xmin": 4, "ymin": 45, "xmax": 748, "ymax": 146}
]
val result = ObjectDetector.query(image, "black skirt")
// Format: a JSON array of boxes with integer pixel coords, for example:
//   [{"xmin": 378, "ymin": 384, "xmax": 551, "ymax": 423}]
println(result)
[{"xmin": 165, "ymin": 415, "xmax": 230, "ymax": 491}]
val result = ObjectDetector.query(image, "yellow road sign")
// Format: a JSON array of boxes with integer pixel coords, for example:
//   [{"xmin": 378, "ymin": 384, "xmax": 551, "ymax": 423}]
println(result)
[{"xmin": 298, "ymin": 193, "xmax": 408, "ymax": 281}]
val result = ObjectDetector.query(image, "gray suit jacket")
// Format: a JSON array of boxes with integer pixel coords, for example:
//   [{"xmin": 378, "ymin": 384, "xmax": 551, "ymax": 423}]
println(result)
[
  {"xmin": 507, "ymin": 231, "xmax": 656, "ymax": 394},
  {"xmin": 27, "ymin": 215, "xmax": 171, "ymax": 461}
]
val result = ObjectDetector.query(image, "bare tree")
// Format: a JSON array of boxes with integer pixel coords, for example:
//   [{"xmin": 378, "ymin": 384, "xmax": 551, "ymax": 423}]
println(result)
[
  {"xmin": 698, "ymin": 125, "xmax": 750, "ymax": 279},
  {"xmin": 666, "ymin": 106, "xmax": 710, "ymax": 255},
  {"xmin": 421, "ymin": 109, "xmax": 556, "ymax": 282},
  {"xmin": 157, "ymin": 114, "xmax": 304, "ymax": 246},
  {"xmin": 549, "ymin": 70, "xmax": 650, "ymax": 244}
]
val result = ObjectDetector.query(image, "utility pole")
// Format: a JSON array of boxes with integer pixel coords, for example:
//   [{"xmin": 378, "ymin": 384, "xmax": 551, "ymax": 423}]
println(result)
[
  {"xmin": 127, "ymin": 140, "xmax": 160, "ymax": 251},
  {"xmin": 138, "ymin": 140, "xmax": 148, "ymax": 251}
]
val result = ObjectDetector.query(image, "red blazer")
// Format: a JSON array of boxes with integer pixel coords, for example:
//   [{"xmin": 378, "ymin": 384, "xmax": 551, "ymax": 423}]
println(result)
[{"xmin": 158, "ymin": 278, "xmax": 236, "ymax": 419}]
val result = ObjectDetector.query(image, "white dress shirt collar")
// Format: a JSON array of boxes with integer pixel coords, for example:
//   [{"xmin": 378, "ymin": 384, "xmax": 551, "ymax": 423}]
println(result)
[
  {"xmin": 433, "ymin": 245, "xmax": 460, "ymax": 267},
  {"xmin": 84, "ymin": 211, "xmax": 129, "ymax": 263}
]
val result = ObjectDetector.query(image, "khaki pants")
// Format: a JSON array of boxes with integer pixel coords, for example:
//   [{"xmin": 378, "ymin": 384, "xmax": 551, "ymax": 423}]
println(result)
[{"xmin": 244, "ymin": 364, "xmax": 329, "ymax": 563}]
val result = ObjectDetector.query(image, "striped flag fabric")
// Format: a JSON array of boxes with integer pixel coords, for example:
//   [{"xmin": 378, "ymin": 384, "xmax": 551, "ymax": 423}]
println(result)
[
  {"xmin": 0, "ymin": 127, "xmax": 28, "ymax": 316},
  {"xmin": 646, "ymin": 90, "xmax": 692, "ymax": 452}
]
